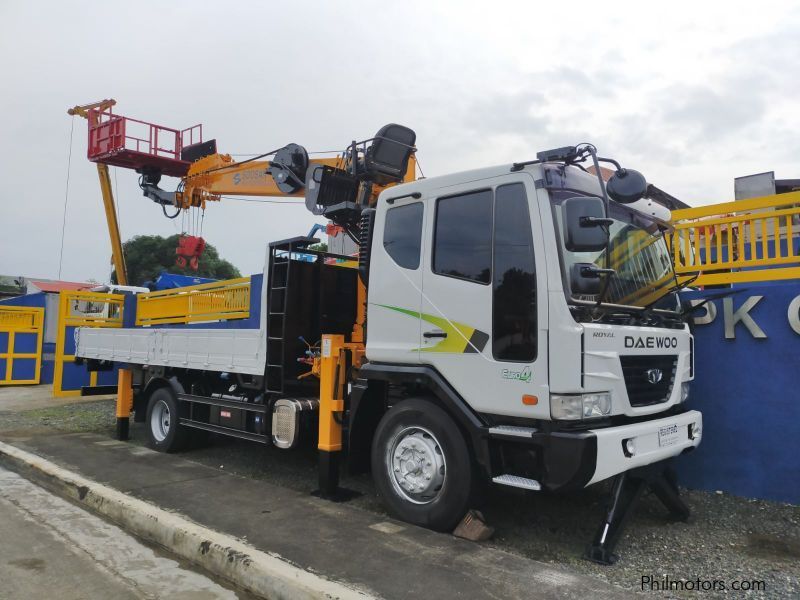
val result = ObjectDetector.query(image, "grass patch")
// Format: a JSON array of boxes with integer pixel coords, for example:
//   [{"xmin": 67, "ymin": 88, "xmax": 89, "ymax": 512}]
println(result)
[{"xmin": 0, "ymin": 400, "xmax": 117, "ymax": 435}]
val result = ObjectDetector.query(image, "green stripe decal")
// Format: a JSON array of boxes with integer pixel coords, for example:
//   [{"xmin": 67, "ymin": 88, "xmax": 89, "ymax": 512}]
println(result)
[{"xmin": 374, "ymin": 304, "xmax": 489, "ymax": 353}]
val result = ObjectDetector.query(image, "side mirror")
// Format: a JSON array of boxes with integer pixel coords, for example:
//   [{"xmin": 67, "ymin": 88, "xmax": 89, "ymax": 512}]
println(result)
[
  {"xmin": 607, "ymin": 168, "xmax": 648, "ymax": 204},
  {"xmin": 570, "ymin": 263, "xmax": 603, "ymax": 296},
  {"xmin": 563, "ymin": 196, "xmax": 609, "ymax": 252}
]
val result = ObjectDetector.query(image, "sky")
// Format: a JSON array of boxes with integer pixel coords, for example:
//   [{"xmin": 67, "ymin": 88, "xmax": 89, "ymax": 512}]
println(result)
[{"xmin": 1, "ymin": 0, "xmax": 798, "ymax": 283}]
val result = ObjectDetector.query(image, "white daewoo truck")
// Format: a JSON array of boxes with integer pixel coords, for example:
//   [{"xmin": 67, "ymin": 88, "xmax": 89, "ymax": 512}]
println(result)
[{"xmin": 75, "ymin": 133, "xmax": 702, "ymax": 564}]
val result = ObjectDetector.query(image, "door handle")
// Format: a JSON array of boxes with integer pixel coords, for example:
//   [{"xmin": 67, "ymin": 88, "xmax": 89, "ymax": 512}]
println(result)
[{"xmin": 423, "ymin": 330, "xmax": 448, "ymax": 339}]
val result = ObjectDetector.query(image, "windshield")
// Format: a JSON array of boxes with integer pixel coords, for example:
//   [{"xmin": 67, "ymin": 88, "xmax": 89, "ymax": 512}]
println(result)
[{"xmin": 551, "ymin": 190, "xmax": 677, "ymax": 308}]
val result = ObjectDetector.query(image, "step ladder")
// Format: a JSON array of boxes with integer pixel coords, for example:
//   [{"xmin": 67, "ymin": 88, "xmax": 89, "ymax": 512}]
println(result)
[
  {"xmin": 492, "ymin": 474, "xmax": 541, "ymax": 491},
  {"xmin": 265, "ymin": 236, "xmax": 319, "ymax": 393},
  {"xmin": 488, "ymin": 426, "xmax": 541, "ymax": 491}
]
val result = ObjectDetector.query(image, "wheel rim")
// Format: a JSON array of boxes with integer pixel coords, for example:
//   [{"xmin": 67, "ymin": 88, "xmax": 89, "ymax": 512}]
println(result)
[
  {"xmin": 150, "ymin": 399, "xmax": 171, "ymax": 442},
  {"xmin": 386, "ymin": 426, "xmax": 446, "ymax": 505}
]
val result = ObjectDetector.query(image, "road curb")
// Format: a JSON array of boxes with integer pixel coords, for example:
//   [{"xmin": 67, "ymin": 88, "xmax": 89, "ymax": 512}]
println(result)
[{"xmin": 0, "ymin": 440, "xmax": 373, "ymax": 600}]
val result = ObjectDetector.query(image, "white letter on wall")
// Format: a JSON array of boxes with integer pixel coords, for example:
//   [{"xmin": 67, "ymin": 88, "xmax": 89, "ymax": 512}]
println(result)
[
  {"xmin": 723, "ymin": 296, "xmax": 767, "ymax": 339},
  {"xmin": 690, "ymin": 300, "xmax": 717, "ymax": 326},
  {"xmin": 788, "ymin": 295, "xmax": 800, "ymax": 336}
]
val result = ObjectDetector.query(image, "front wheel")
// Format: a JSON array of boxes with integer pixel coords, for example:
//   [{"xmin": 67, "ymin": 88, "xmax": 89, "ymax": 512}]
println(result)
[
  {"xmin": 145, "ymin": 387, "xmax": 190, "ymax": 452},
  {"xmin": 371, "ymin": 398, "xmax": 474, "ymax": 531}
]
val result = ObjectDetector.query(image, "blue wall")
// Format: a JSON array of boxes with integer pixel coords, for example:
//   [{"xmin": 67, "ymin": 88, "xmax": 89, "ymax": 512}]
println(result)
[
  {"xmin": 677, "ymin": 282, "xmax": 800, "ymax": 504},
  {"xmin": 0, "ymin": 292, "xmax": 47, "ymax": 309}
]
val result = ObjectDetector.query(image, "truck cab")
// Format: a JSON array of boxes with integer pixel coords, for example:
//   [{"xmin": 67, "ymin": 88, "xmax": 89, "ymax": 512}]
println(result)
[{"xmin": 361, "ymin": 159, "xmax": 701, "ymax": 538}]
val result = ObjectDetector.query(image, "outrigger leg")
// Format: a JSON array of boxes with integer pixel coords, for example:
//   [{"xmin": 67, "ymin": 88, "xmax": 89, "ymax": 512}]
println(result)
[
  {"xmin": 317, "ymin": 335, "xmax": 344, "ymax": 499},
  {"xmin": 115, "ymin": 368, "xmax": 133, "ymax": 441},
  {"xmin": 585, "ymin": 462, "xmax": 690, "ymax": 565}
]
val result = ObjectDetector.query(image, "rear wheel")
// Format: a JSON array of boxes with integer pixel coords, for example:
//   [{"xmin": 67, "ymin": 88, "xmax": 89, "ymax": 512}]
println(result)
[
  {"xmin": 371, "ymin": 398, "xmax": 474, "ymax": 531},
  {"xmin": 145, "ymin": 387, "xmax": 190, "ymax": 452}
]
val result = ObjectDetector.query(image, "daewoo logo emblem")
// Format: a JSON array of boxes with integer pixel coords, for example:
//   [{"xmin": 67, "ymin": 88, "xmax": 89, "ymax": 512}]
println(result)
[{"xmin": 645, "ymin": 368, "xmax": 664, "ymax": 384}]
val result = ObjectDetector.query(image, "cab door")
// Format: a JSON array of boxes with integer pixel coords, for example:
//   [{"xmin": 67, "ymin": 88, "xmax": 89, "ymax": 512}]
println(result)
[
  {"xmin": 419, "ymin": 174, "xmax": 549, "ymax": 419},
  {"xmin": 365, "ymin": 196, "xmax": 426, "ymax": 363}
]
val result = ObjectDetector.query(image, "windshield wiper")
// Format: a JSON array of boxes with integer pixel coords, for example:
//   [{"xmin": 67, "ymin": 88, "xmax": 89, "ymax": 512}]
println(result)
[
  {"xmin": 678, "ymin": 287, "xmax": 745, "ymax": 321},
  {"xmin": 640, "ymin": 273, "xmax": 700, "ymax": 313}
]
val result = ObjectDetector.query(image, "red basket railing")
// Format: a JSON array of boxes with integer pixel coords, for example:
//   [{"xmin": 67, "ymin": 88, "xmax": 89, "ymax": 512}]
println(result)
[{"xmin": 86, "ymin": 108, "xmax": 202, "ymax": 177}]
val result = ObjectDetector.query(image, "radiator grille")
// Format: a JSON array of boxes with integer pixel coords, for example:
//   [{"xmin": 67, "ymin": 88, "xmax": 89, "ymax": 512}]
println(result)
[{"xmin": 619, "ymin": 355, "xmax": 677, "ymax": 407}]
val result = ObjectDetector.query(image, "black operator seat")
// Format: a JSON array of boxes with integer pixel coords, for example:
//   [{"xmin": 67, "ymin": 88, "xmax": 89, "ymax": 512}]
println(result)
[{"xmin": 364, "ymin": 124, "xmax": 416, "ymax": 185}]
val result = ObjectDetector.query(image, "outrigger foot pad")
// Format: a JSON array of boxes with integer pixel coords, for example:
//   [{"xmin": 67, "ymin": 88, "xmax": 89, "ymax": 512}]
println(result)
[
  {"xmin": 115, "ymin": 417, "xmax": 129, "ymax": 441},
  {"xmin": 313, "ymin": 450, "xmax": 362, "ymax": 502},
  {"xmin": 585, "ymin": 463, "xmax": 689, "ymax": 565},
  {"xmin": 317, "ymin": 450, "xmax": 340, "ymax": 498}
]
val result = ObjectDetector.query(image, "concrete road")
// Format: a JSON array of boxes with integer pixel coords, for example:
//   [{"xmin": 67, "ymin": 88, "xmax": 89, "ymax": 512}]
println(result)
[
  {"xmin": 0, "ymin": 466, "xmax": 244, "ymax": 600},
  {"xmin": 2, "ymin": 432, "xmax": 629, "ymax": 599}
]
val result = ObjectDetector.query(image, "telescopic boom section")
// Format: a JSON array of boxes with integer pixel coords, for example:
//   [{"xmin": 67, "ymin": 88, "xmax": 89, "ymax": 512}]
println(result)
[
  {"xmin": 176, "ymin": 122, "xmax": 419, "ymax": 225},
  {"xmin": 178, "ymin": 153, "xmax": 344, "ymax": 208}
]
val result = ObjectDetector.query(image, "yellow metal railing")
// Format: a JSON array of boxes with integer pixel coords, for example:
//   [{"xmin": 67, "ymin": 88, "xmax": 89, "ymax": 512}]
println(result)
[
  {"xmin": 0, "ymin": 307, "xmax": 41, "ymax": 329},
  {"xmin": 135, "ymin": 277, "xmax": 251, "ymax": 326},
  {"xmin": 53, "ymin": 291, "xmax": 125, "ymax": 397},
  {"xmin": 669, "ymin": 190, "xmax": 800, "ymax": 286},
  {"xmin": 0, "ymin": 306, "xmax": 44, "ymax": 385}
]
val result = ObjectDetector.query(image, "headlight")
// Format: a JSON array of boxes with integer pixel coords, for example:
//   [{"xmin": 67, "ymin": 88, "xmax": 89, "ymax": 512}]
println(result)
[
  {"xmin": 551, "ymin": 393, "xmax": 612, "ymax": 420},
  {"xmin": 582, "ymin": 393, "xmax": 612, "ymax": 418},
  {"xmin": 550, "ymin": 394, "xmax": 583, "ymax": 420},
  {"xmin": 681, "ymin": 382, "xmax": 690, "ymax": 402}
]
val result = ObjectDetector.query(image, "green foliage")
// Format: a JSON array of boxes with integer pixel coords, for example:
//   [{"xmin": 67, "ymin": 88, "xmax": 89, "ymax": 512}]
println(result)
[
  {"xmin": 112, "ymin": 235, "xmax": 241, "ymax": 286},
  {"xmin": 308, "ymin": 242, "xmax": 328, "ymax": 252}
]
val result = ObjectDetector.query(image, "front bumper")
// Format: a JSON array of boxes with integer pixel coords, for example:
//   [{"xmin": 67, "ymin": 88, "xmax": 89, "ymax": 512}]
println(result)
[
  {"xmin": 533, "ymin": 409, "xmax": 702, "ymax": 490},
  {"xmin": 587, "ymin": 409, "xmax": 701, "ymax": 485}
]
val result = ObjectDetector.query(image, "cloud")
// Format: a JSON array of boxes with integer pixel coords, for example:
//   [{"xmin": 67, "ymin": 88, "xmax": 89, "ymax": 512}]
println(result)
[
  {"xmin": 661, "ymin": 83, "xmax": 765, "ymax": 141},
  {"xmin": 467, "ymin": 90, "xmax": 550, "ymax": 137}
]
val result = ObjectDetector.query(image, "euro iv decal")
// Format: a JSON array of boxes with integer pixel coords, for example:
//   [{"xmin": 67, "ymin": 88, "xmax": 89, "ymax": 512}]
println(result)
[{"xmin": 501, "ymin": 366, "xmax": 532, "ymax": 382}]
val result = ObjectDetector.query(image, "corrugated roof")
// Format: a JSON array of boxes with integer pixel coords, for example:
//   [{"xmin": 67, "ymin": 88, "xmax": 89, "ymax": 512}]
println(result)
[{"xmin": 28, "ymin": 280, "xmax": 92, "ymax": 293}]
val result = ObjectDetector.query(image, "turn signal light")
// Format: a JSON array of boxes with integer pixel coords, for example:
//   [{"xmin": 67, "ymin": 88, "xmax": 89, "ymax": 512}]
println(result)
[{"xmin": 522, "ymin": 395, "xmax": 538, "ymax": 406}]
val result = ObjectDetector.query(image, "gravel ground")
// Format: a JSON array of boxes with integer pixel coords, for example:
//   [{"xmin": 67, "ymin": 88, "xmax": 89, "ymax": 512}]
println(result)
[{"xmin": 2, "ymin": 400, "xmax": 798, "ymax": 598}]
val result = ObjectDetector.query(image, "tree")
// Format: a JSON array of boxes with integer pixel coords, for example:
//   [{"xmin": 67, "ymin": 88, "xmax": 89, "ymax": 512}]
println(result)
[{"xmin": 112, "ymin": 235, "xmax": 241, "ymax": 286}]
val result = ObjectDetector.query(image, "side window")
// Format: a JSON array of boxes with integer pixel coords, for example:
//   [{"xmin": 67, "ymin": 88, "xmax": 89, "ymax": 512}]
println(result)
[
  {"xmin": 433, "ymin": 190, "xmax": 492, "ymax": 284},
  {"xmin": 383, "ymin": 202, "xmax": 424, "ymax": 269},
  {"xmin": 493, "ymin": 183, "xmax": 537, "ymax": 362}
]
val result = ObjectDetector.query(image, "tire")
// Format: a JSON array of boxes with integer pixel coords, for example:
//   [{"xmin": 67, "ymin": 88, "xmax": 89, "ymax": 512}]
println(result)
[
  {"xmin": 145, "ymin": 387, "xmax": 190, "ymax": 452},
  {"xmin": 371, "ymin": 397, "xmax": 474, "ymax": 532}
]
